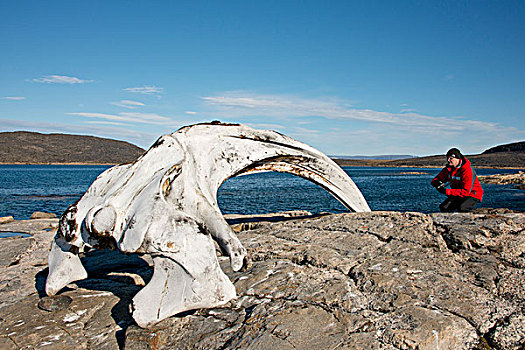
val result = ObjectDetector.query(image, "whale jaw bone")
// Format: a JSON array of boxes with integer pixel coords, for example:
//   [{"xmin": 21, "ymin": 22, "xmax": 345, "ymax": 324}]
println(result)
[{"xmin": 233, "ymin": 155, "xmax": 371, "ymax": 213}]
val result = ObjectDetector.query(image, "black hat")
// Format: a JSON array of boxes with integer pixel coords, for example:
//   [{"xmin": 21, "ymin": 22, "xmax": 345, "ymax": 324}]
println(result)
[{"xmin": 446, "ymin": 148, "xmax": 462, "ymax": 159}]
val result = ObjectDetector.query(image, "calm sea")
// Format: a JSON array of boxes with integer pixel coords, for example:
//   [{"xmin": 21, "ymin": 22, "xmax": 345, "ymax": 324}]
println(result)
[{"xmin": 0, "ymin": 164, "xmax": 523, "ymax": 220}]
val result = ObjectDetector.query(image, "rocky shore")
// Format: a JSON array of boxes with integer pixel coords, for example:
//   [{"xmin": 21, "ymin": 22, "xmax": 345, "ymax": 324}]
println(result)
[
  {"xmin": 478, "ymin": 171, "xmax": 525, "ymax": 190},
  {"xmin": 1, "ymin": 211, "xmax": 524, "ymax": 349}
]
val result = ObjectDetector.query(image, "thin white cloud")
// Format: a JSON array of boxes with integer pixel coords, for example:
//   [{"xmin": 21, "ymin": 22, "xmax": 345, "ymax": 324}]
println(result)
[
  {"xmin": 202, "ymin": 92, "xmax": 509, "ymax": 134},
  {"xmin": 32, "ymin": 75, "xmax": 93, "ymax": 84},
  {"xmin": 121, "ymin": 112, "xmax": 173, "ymax": 124},
  {"xmin": 185, "ymin": 111, "xmax": 197, "ymax": 115},
  {"xmin": 123, "ymin": 86, "xmax": 164, "ymax": 95},
  {"xmin": 2, "ymin": 96, "xmax": 26, "ymax": 100},
  {"xmin": 110, "ymin": 100, "xmax": 145, "ymax": 109},
  {"xmin": 246, "ymin": 123, "xmax": 286, "ymax": 130},
  {"xmin": 84, "ymin": 120, "xmax": 127, "ymax": 126},
  {"xmin": 293, "ymin": 126, "xmax": 321, "ymax": 134},
  {"xmin": 293, "ymin": 124, "xmax": 518, "ymax": 156},
  {"xmin": 400, "ymin": 103, "xmax": 416, "ymax": 113},
  {"xmin": 68, "ymin": 111, "xmax": 176, "ymax": 125}
]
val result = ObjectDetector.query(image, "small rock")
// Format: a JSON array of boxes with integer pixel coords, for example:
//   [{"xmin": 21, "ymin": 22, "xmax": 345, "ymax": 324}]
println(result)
[
  {"xmin": 30, "ymin": 212, "xmax": 57, "ymax": 219},
  {"xmin": 38, "ymin": 295, "xmax": 72, "ymax": 312},
  {"xmin": 0, "ymin": 216, "xmax": 14, "ymax": 224}
]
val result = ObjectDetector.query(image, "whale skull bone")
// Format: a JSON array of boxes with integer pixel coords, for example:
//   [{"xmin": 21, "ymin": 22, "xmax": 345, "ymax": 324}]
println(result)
[{"xmin": 45, "ymin": 122, "xmax": 370, "ymax": 328}]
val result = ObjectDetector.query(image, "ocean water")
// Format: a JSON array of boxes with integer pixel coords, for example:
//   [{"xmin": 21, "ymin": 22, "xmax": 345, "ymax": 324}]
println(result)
[{"xmin": 0, "ymin": 164, "xmax": 523, "ymax": 221}]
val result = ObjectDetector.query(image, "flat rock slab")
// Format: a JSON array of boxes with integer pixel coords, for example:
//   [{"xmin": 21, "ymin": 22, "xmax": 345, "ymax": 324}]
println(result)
[
  {"xmin": 0, "ymin": 236, "xmax": 33, "ymax": 267},
  {"xmin": 1, "ymin": 212, "xmax": 524, "ymax": 349}
]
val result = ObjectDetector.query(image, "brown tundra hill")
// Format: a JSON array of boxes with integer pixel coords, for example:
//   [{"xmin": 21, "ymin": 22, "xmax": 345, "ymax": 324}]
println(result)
[
  {"xmin": 0, "ymin": 131, "xmax": 145, "ymax": 164},
  {"xmin": 334, "ymin": 141, "xmax": 525, "ymax": 169}
]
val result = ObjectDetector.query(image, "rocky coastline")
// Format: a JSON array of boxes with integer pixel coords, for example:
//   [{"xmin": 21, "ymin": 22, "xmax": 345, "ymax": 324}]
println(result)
[
  {"xmin": 478, "ymin": 171, "xmax": 525, "ymax": 190},
  {"xmin": 0, "ymin": 210, "xmax": 524, "ymax": 349}
]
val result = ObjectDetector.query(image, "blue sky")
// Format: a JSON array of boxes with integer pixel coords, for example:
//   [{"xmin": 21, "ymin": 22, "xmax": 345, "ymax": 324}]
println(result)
[{"xmin": 1, "ymin": 1, "xmax": 524, "ymax": 156}]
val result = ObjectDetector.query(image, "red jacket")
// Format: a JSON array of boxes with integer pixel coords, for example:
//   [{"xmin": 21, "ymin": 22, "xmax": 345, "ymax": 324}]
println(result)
[{"xmin": 432, "ymin": 157, "xmax": 483, "ymax": 201}]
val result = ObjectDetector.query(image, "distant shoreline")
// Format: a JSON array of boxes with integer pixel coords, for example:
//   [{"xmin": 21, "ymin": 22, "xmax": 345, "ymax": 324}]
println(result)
[
  {"xmin": 332, "ymin": 158, "xmax": 525, "ymax": 170},
  {"xmin": 0, "ymin": 162, "xmax": 119, "ymax": 166},
  {"xmin": 0, "ymin": 161, "xmax": 522, "ymax": 170},
  {"xmin": 338, "ymin": 165, "xmax": 525, "ymax": 169}
]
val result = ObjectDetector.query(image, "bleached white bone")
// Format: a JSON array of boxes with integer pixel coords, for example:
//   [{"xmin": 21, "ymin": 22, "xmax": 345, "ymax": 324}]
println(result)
[{"xmin": 45, "ymin": 122, "xmax": 370, "ymax": 327}]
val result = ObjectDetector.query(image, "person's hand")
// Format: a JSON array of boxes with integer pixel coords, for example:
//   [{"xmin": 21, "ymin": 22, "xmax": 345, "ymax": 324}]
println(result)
[
  {"xmin": 432, "ymin": 179, "xmax": 447, "ymax": 194},
  {"xmin": 431, "ymin": 179, "xmax": 443, "ymax": 188}
]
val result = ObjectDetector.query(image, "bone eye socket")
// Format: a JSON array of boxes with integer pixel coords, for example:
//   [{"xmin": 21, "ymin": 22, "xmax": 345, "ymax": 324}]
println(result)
[{"xmin": 90, "ymin": 206, "xmax": 117, "ymax": 235}]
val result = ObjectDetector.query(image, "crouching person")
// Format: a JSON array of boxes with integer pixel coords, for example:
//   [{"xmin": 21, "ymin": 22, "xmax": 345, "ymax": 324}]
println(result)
[{"xmin": 431, "ymin": 148, "xmax": 484, "ymax": 212}]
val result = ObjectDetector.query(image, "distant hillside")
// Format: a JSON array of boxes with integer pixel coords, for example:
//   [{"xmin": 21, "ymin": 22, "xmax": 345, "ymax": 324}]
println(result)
[
  {"xmin": 331, "ymin": 155, "xmax": 416, "ymax": 160},
  {"xmin": 1, "ymin": 131, "xmax": 523, "ymax": 168},
  {"xmin": 380, "ymin": 152, "xmax": 525, "ymax": 168},
  {"xmin": 483, "ymin": 141, "xmax": 525, "ymax": 154},
  {"xmin": 0, "ymin": 131, "xmax": 145, "ymax": 164},
  {"xmin": 334, "ymin": 141, "xmax": 525, "ymax": 169}
]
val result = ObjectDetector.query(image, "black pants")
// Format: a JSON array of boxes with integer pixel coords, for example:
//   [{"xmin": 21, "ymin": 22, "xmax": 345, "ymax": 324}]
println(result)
[{"xmin": 439, "ymin": 196, "xmax": 480, "ymax": 213}]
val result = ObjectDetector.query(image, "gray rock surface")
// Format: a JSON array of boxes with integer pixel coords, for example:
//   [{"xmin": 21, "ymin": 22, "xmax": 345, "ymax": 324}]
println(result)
[{"xmin": 0, "ymin": 211, "xmax": 524, "ymax": 349}]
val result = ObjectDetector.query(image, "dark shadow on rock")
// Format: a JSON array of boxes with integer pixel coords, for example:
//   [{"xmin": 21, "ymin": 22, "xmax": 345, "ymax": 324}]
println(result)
[
  {"xmin": 76, "ymin": 249, "xmax": 153, "ymax": 349},
  {"xmin": 35, "ymin": 267, "xmax": 49, "ymax": 298},
  {"xmin": 225, "ymin": 212, "xmax": 329, "ymax": 225},
  {"xmin": 36, "ymin": 248, "xmax": 153, "ymax": 349}
]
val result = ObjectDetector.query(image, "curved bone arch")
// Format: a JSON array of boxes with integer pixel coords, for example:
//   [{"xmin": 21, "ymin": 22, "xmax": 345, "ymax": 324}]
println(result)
[{"xmin": 45, "ymin": 122, "xmax": 370, "ymax": 327}]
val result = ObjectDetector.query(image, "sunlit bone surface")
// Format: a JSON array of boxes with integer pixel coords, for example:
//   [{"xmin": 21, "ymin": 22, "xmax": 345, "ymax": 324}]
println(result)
[{"xmin": 45, "ymin": 122, "xmax": 370, "ymax": 328}]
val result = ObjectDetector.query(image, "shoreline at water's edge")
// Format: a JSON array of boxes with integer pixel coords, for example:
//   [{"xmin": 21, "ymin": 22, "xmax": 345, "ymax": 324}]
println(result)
[
  {"xmin": 340, "ymin": 164, "xmax": 524, "ymax": 169},
  {"xmin": 1, "ymin": 161, "xmax": 523, "ymax": 169},
  {"xmin": 0, "ymin": 162, "xmax": 122, "ymax": 166}
]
